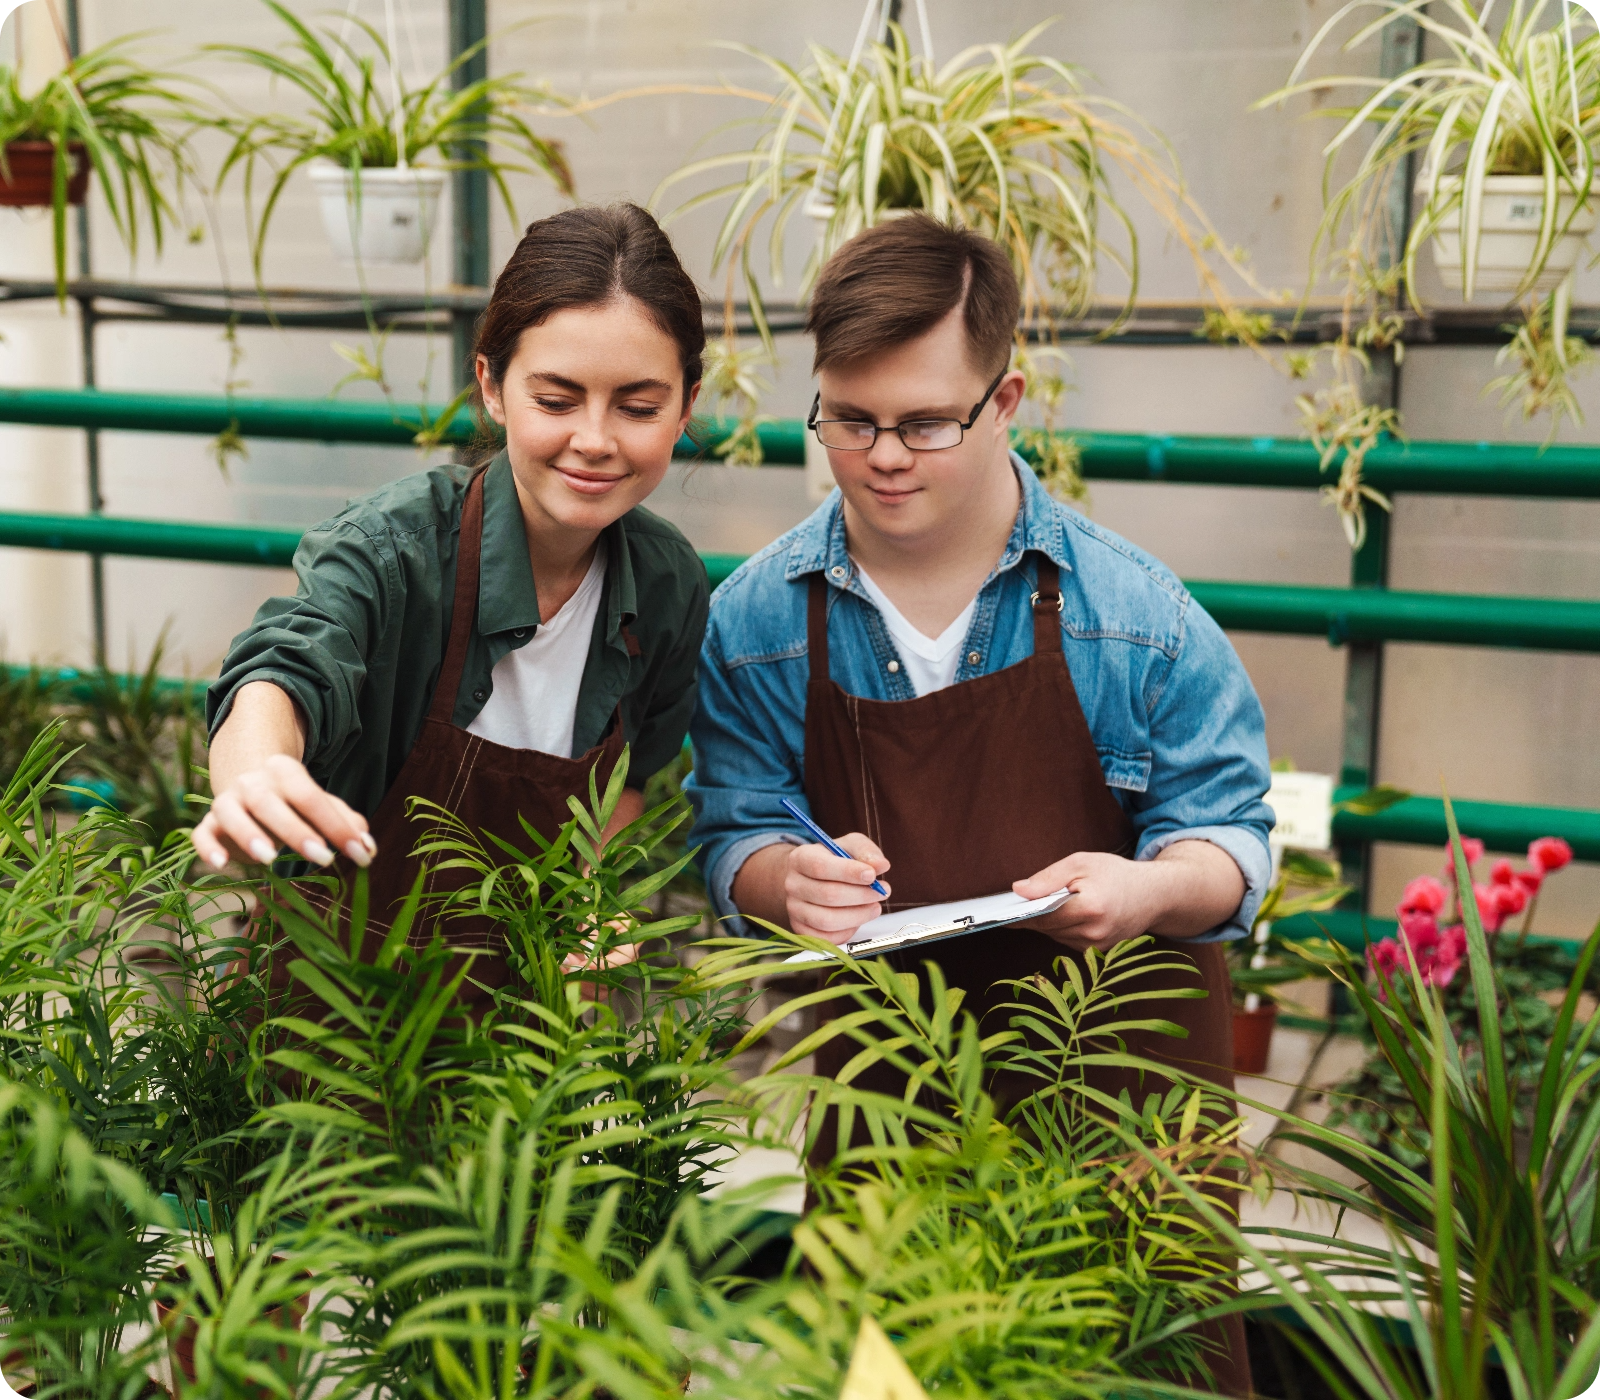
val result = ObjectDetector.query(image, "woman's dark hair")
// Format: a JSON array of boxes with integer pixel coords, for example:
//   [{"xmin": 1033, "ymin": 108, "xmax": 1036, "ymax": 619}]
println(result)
[{"xmin": 473, "ymin": 203, "xmax": 705, "ymax": 413}]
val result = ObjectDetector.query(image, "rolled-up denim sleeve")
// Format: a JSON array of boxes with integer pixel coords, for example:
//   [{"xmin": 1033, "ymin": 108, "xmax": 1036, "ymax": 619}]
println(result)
[
  {"xmin": 1130, "ymin": 597, "xmax": 1274, "ymax": 943},
  {"xmin": 684, "ymin": 620, "xmax": 810, "ymax": 935}
]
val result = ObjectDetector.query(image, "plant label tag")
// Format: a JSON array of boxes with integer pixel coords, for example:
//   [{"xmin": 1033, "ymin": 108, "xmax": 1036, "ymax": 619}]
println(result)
[
  {"xmin": 1267, "ymin": 771, "xmax": 1334, "ymax": 850},
  {"xmin": 1507, "ymin": 200, "xmax": 1543, "ymax": 223},
  {"xmin": 0, "ymin": 2, "xmax": 29, "ymax": 31}
]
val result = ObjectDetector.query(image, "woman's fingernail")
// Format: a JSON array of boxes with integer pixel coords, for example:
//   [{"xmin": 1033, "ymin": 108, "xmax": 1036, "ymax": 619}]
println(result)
[
  {"xmin": 207, "ymin": 849, "xmax": 227, "ymax": 870},
  {"xmin": 249, "ymin": 839, "xmax": 276, "ymax": 864},
  {"xmin": 303, "ymin": 839, "xmax": 334, "ymax": 866},
  {"xmin": 344, "ymin": 839, "xmax": 372, "ymax": 868},
  {"xmin": 359, "ymin": 832, "xmax": 377, "ymax": 856}
]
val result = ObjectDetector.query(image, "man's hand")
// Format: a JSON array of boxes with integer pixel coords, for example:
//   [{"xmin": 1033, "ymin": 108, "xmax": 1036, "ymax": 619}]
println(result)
[
  {"xmin": 732, "ymin": 833, "xmax": 891, "ymax": 945},
  {"xmin": 1012, "ymin": 840, "xmax": 1246, "ymax": 952}
]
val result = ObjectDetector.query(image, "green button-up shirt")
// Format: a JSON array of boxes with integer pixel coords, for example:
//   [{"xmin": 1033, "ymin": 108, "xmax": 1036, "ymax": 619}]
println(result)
[{"xmin": 207, "ymin": 453, "xmax": 709, "ymax": 819}]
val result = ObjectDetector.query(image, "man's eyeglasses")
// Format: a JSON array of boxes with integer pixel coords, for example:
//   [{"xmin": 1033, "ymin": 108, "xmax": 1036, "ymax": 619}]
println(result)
[{"xmin": 807, "ymin": 367, "xmax": 1008, "ymax": 452}]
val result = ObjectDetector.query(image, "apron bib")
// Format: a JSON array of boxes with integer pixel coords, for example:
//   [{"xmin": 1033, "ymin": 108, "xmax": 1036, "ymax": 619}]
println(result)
[
  {"xmin": 802, "ymin": 555, "xmax": 1249, "ymax": 1395},
  {"xmin": 269, "ymin": 466, "xmax": 625, "ymax": 1010}
]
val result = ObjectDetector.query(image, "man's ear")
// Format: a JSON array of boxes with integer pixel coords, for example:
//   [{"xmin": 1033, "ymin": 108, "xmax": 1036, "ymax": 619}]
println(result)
[
  {"xmin": 991, "ymin": 369, "xmax": 1027, "ymax": 433},
  {"xmin": 476, "ymin": 354, "xmax": 506, "ymax": 426}
]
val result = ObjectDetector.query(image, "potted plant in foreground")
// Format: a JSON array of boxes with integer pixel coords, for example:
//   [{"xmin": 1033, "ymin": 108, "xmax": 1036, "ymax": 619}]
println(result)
[
  {"xmin": 210, "ymin": 0, "xmax": 574, "ymax": 275},
  {"xmin": 0, "ymin": 36, "xmax": 199, "ymax": 299}
]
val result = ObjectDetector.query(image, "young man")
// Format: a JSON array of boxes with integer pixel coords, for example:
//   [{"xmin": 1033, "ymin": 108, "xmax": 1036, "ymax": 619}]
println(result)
[{"xmin": 684, "ymin": 215, "xmax": 1270, "ymax": 1390}]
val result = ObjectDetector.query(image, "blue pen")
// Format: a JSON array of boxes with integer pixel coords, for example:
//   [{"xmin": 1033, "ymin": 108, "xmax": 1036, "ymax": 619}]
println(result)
[{"xmin": 780, "ymin": 797, "xmax": 890, "ymax": 897}]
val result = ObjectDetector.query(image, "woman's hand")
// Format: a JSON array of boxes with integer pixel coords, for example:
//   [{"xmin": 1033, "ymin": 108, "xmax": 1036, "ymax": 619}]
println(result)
[
  {"xmin": 192, "ymin": 680, "xmax": 375, "ymax": 871},
  {"xmin": 193, "ymin": 753, "xmax": 376, "ymax": 871}
]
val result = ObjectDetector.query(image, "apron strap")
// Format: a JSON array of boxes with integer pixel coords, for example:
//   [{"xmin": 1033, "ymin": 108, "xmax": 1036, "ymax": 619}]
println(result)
[
  {"xmin": 806, "ymin": 572, "xmax": 830, "ymax": 684},
  {"xmin": 1032, "ymin": 555, "xmax": 1063, "ymax": 656},
  {"xmin": 429, "ymin": 467, "xmax": 488, "ymax": 726}
]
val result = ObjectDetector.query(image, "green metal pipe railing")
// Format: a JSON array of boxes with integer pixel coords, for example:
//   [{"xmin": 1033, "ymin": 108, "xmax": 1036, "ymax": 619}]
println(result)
[
  {"xmin": 0, "ymin": 386, "xmax": 808, "ymax": 462},
  {"xmin": 1186, "ymin": 580, "xmax": 1600, "ymax": 652},
  {"xmin": 5, "ymin": 386, "xmax": 1600, "ymax": 493},
  {"xmin": 4, "ymin": 509, "xmax": 1597, "ymax": 653}
]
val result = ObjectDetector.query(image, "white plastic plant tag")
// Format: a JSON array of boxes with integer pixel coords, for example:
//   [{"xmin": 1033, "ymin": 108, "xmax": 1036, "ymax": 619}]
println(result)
[
  {"xmin": 1267, "ymin": 771, "xmax": 1334, "ymax": 851},
  {"xmin": 0, "ymin": 1, "xmax": 33, "ymax": 32}
]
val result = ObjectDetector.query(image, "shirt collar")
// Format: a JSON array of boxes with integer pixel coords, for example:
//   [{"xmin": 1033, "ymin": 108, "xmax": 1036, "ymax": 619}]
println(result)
[
  {"xmin": 476, "ymin": 452, "xmax": 636, "ymax": 638},
  {"xmin": 784, "ymin": 449, "xmax": 1073, "ymax": 585}
]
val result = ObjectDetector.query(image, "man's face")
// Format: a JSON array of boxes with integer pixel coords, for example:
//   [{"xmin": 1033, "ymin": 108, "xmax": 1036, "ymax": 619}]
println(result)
[{"xmin": 816, "ymin": 308, "xmax": 1024, "ymax": 545}]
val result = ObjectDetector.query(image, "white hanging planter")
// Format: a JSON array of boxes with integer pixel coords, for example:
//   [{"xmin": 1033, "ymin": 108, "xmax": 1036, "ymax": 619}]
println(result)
[
  {"xmin": 307, "ymin": 160, "xmax": 446, "ymax": 266},
  {"xmin": 1426, "ymin": 173, "xmax": 1595, "ymax": 298}
]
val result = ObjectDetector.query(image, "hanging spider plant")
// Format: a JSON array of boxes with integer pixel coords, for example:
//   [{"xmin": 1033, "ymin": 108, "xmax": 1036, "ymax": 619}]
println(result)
[
  {"xmin": 209, "ymin": 0, "xmax": 574, "ymax": 279},
  {"xmin": 0, "ymin": 35, "xmax": 201, "ymax": 301},
  {"xmin": 657, "ymin": 19, "xmax": 1265, "ymax": 345},
  {"xmin": 1267, "ymin": 0, "xmax": 1600, "ymax": 305}
]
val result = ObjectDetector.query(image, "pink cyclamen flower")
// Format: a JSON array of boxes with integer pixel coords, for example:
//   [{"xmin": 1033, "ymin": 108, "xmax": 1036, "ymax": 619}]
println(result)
[
  {"xmin": 1529, "ymin": 837, "xmax": 1575, "ymax": 874},
  {"xmin": 1428, "ymin": 925, "xmax": 1468, "ymax": 987},
  {"xmin": 1473, "ymin": 884, "xmax": 1507, "ymax": 936},
  {"xmin": 1513, "ymin": 868, "xmax": 1544, "ymax": 898},
  {"xmin": 1490, "ymin": 859, "xmax": 1516, "ymax": 887},
  {"xmin": 1443, "ymin": 837, "xmax": 1486, "ymax": 879},
  {"xmin": 1491, "ymin": 881, "xmax": 1528, "ymax": 919},
  {"xmin": 1399, "ymin": 875, "xmax": 1449, "ymax": 917},
  {"xmin": 1368, "ymin": 938, "xmax": 1405, "ymax": 977}
]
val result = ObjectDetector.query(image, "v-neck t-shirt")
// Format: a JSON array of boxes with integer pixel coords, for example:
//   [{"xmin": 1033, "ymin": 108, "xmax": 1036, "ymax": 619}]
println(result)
[
  {"xmin": 467, "ymin": 540, "xmax": 608, "ymax": 755},
  {"xmin": 854, "ymin": 563, "xmax": 977, "ymax": 698}
]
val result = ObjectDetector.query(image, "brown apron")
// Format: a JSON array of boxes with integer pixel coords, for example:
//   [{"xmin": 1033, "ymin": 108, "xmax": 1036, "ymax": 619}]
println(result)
[
  {"xmin": 270, "ymin": 466, "xmax": 625, "ymax": 1011},
  {"xmin": 803, "ymin": 555, "xmax": 1249, "ymax": 1396}
]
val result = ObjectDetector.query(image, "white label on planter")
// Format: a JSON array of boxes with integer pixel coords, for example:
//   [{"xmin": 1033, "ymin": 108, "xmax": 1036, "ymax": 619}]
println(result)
[
  {"xmin": 1507, "ymin": 200, "xmax": 1543, "ymax": 223},
  {"xmin": 1267, "ymin": 771, "xmax": 1334, "ymax": 851}
]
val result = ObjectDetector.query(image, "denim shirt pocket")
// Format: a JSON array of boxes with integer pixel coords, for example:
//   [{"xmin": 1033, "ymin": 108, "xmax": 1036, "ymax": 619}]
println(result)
[{"xmin": 1096, "ymin": 745, "xmax": 1153, "ymax": 793}]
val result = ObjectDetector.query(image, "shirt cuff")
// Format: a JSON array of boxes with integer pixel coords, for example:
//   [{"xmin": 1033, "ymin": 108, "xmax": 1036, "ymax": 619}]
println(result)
[
  {"xmin": 1136, "ymin": 824, "xmax": 1270, "ymax": 944},
  {"xmin": 708, "ymin": 831, "xmax": 805, "ymax": 937}
]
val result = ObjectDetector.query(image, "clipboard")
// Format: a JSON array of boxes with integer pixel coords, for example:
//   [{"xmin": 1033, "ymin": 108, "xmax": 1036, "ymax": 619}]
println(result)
[{"xmin": 783, "ymin": 888, "xmax": 1072, "ymax": 964}]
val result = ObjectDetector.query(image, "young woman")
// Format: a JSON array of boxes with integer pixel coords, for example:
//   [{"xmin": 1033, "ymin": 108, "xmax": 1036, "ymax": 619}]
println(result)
[{"xmin": 193, "ymin": 204, "xmax": 709, "ymax": 989}]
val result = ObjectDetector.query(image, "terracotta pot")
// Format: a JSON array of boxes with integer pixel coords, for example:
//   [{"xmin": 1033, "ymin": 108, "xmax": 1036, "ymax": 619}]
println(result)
[
  {"xmin": 0, "ymin": 141, "xmax": 91, "ymax": 208},
  {"xmin": 155, "ymin": 1259, "xmax": 307, "ymax": 1388},
  {"xmin": 1232, "ymin": 1001, "xmax": 1278, "ymax": 1076}
]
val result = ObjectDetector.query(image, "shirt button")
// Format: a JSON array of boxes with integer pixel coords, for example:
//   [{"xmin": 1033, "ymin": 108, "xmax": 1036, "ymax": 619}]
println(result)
[
  {"xmin": 830, "ymin": 565, "xmax": 846, "ymax": 579},
  {"xmin": 513, "ymin": 627, "xmax": 529, "ymax": 639},
  {"xmin": 887, "ymin": 660, "xmax": 900, "ymax": 674},
  {"xmin": 967, "ymin": 651, "xmax": 980, "ymax": 665},
  {"xmin": 472, "ymin": 687, "xmax": 488, "ymax": 703}
]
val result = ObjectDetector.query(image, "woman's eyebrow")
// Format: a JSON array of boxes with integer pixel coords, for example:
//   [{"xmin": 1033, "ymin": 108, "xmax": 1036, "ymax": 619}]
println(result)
[{"xmin": 525, "ymin": 371, "xmax": 674, "ymax": 396}]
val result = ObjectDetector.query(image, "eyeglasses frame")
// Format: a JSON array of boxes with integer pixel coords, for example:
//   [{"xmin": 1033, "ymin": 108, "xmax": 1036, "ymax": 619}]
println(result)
[{"xmin": 806, "ymin": 366, "xmax": 1011, "ymax": 452}]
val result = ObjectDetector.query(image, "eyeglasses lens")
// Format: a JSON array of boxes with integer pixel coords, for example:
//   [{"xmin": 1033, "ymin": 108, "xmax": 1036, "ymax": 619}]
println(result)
[{"xmin": 900, "ymin": 421, "xmax": 961, "ymax": 450}]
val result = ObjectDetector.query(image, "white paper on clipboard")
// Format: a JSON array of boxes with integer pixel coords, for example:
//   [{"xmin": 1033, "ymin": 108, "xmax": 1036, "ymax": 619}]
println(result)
[{"xmin": 783, "ymin": 888, "xmax": 1072, "ymax": 964}]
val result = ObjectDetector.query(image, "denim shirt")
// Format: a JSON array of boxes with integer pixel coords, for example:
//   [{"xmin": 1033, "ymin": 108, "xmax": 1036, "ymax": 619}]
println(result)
[{"xmin": 684, "ymin": 456, "xmax": 1274, "ymax": 942}]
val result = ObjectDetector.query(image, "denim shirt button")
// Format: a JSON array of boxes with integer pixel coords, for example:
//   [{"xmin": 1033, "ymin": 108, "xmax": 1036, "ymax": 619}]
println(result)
[
  {"xmin": 886, "ymin": 660, "xmax": 900, "ymax": 674},
  {"xmin": 967, "ymin": 651, "xmax": 980, "ymax": 665},
  {"xmin": 830, "ymin": 565, "xmax": 846, "ymax": 579}
]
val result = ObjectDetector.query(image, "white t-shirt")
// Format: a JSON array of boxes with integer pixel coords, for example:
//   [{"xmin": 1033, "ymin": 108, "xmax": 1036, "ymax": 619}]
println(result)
[
  {"xmin": 466, "ymin": 541, "xmax": 607, "ymax": 756},
  {"xmin": 854, "ymin": 563, "xmax": 978, "ymax": 698}
]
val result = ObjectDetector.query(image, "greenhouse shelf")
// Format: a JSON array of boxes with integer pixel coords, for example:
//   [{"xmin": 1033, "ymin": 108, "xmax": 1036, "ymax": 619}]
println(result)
[{"xmin": 5, "ymin": 386, "xmax": 1600, "ymax": 493}]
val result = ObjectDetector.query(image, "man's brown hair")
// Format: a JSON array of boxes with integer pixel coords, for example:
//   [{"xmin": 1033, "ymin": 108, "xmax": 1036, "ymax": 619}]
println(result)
[{"xmin": 805, "ymin": 214, "xmax": 1020, "ymax": 377}]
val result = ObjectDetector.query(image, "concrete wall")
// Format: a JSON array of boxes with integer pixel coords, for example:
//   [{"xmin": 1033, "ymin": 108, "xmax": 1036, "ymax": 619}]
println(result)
[{"xmin": 0, "ymin": 0, "xmax": 1596, "ymax": 932}]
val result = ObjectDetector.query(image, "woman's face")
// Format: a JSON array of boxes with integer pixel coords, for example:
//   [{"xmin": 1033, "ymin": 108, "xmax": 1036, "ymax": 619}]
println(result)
[{"xmin": 478, "ymin": 297, "xmax": 697, "ymax": 537}]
